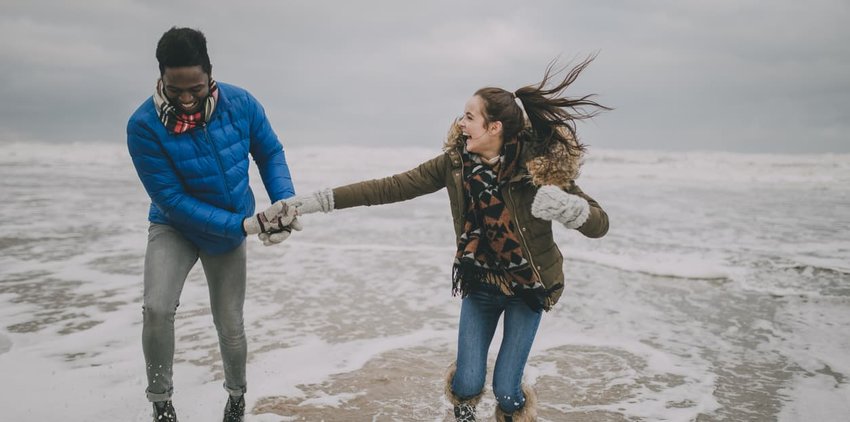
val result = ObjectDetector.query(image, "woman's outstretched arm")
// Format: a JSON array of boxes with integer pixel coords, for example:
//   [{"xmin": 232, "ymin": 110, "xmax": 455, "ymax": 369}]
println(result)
[{"xmin": 287, "ymin": 153, "xmax": 450, "ymax": 214}]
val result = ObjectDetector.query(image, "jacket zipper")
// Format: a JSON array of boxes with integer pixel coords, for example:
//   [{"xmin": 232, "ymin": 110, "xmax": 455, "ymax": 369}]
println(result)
[
  {"xmin": 452, "ymin": 149, "xmax": 466, "ymax": 219},
  {"xmin": 504, "ymin": 182, "xmax": 543, "ymax": 282},
  {"xmin": 203, "ymin": 127, "xmax": 234, "ymax": 207}
]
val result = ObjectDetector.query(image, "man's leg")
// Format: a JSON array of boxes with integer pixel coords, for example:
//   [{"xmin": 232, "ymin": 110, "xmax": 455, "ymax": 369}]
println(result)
[
  {"xmin": 142, "ymin": 223, "xmax": 198, "ymax": 402},
  {"xmin": 200, "ymin": 241, "xmax": 248, "ymax": 398}
]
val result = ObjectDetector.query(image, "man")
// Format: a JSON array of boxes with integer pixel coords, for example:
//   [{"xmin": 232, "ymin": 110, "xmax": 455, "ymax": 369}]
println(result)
[{"xmin": 127, "ymin": 27, "xmax": 297, "ymax": 422}]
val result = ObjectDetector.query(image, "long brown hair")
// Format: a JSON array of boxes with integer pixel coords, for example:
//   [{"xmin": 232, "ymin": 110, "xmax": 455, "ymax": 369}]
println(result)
[{"xmin": 474, "ymin": 54, "xmax": 611, "ymax": 161}]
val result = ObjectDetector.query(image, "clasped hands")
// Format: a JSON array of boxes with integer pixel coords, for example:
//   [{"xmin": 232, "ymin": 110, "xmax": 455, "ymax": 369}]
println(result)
[
  {"xmin": 242, "ymin": 201, "xmax": 302, "ymax": 246},
  {"xmin": 242, "ymin": 188, "xmax": 335, "ymax": 246}
]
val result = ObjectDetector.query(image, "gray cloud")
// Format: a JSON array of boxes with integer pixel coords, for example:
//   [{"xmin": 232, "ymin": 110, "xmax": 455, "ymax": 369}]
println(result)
[{"xmin": 1, "ymin": 0, "xmax": 848, "ymax": 152}]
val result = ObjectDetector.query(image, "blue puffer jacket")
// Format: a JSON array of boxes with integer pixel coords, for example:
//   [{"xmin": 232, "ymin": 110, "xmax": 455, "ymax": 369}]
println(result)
[{"xmin": 127, "ymin": 82, "xmax": 295, "ymax": 254}]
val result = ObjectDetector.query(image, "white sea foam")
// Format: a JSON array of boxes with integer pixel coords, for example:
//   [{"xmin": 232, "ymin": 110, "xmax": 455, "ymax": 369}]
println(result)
[
  {"xmin": 778, "ymin": 375, "xmax": 850, "ymax": 422},
  {"xmin": 0, "ymin": 142, "xmax": 848, "ymax": 421},
  {"xmin": 588, "ymin": 149, "xmax": 850, "ymax": 186},
  {"xmin": 567, "ymin": 249, "xmax": 738, "ymax": 280}
]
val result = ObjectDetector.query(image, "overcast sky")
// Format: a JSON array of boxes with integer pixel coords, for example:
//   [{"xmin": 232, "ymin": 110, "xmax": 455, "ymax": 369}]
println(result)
[{"xmin": 1, "ymin": 0, "xmax": 848, "ymax": 153}]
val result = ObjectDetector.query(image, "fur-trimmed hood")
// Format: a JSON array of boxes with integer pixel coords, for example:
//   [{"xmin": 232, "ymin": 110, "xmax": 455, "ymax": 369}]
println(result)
[{"xmin": 442, "ymin": 121, "xmax": 582, "ymax": 189}]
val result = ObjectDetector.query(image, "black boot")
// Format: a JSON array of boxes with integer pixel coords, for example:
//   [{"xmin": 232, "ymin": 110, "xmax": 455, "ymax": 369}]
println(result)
[
  {"xmin": 445, "ymin": 362, "xmax": 482, "ymax": 422},
  {"xmin": 222, "ymin": 395, "xmax": 245, "ymax": 422},
  {"xmin": 152, "ymin": 401, "xmax": 177, "ymax": 422},
  {"xmin": 453, "ymin": 402, "xmax": 477, "ymax": 421}
]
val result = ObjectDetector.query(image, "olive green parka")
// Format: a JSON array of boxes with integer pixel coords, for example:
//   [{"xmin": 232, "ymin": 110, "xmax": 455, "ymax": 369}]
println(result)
[{"xmin": 332, "ymin": 124, "xmax": 608, "ymax": 310}]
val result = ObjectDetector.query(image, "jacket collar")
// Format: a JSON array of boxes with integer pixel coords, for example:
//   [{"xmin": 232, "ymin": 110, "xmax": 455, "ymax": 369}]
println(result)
[{"xmin": 443, "ymin": 122, "xmax": 577, "ymax": 186}]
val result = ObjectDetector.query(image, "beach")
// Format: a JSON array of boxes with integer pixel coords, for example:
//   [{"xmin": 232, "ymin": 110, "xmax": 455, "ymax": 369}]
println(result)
[{"xmin": 1, "ymin": 142, "xmax": 848, "ymax": 421}]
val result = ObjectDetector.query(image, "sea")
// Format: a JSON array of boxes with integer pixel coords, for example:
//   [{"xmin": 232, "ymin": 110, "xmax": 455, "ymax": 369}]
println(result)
[{"xmin": 0, "ymin": 142, "xmax": 848, "ymax": 421}]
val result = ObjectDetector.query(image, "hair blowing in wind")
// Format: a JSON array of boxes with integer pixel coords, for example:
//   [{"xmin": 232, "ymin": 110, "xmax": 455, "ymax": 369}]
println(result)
[{"xmin": 515, "ymin": 53, "xmax": 613, "ymax": 157}]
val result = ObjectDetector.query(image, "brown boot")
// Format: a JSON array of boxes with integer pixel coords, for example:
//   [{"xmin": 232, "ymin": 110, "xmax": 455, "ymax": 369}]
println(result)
[
  {"xmin": 445, "ymin": 362, "xmax": 482, "ymax": 421},
  {"xmin": 494, "ymin": 383, "xmax": 537, "ymax": 422}
]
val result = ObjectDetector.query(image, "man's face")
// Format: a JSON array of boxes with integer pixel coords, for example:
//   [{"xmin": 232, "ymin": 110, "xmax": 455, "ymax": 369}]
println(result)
[{"xmin": 161, "ymin": 65, "xmax": 210, "ymax": 114}]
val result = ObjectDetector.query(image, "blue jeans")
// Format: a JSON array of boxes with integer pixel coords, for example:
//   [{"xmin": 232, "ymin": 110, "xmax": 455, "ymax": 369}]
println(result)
[
  {"xmin": 142, "ymin": 223, "xmax": 248, "ymax": 402},
  {"xmin": 451, "ymin": 284, "xmax": 543, "ymax": 414}
]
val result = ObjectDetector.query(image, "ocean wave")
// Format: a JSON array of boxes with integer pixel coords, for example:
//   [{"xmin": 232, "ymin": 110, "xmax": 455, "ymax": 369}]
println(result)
[
  {"xmin": 566, "ymin": 250, "xmax": 736, "ymax": 281},
  {"xmin": 736, "ymin": 261, "xmax": 850, "ymax": 298},
  {"xmin": 584, "ymin": 149, "xmax": 850, "ymax": 185},
  {"xmin": 787, "ymin": 256, "xmax": 850, "ymax": 275}
]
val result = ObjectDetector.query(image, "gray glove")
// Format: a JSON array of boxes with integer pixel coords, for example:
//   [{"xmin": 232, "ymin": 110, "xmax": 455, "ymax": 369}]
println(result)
[
  {"xmin": 531, "ymin": 185, "xmax": 590, "ymax": 229},
  {"xmin": 258, "ymin": 218, "xmax": 304, "ymax": 246},
  {"xmin": 242, "ymin": 201, "xmax": 297, "ymax": 235},
  {"xmin": 284, "ymin": 188, "xmax": 334, "ymax": 215}
]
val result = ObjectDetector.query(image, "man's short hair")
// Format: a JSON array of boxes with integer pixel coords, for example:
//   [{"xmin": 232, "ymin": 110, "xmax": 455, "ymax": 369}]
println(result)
[{"xmin": 156, "ymin": 27, "xmax": 213, "ymax": 76}]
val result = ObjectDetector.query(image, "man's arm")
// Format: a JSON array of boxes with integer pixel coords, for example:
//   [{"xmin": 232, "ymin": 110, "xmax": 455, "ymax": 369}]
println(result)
[{"xmin": 247, "ymin": 93, "xmax": 295, "ymax": 202}]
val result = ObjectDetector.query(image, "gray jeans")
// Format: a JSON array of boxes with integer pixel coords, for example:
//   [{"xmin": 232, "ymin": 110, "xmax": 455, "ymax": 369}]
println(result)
[{"xmin": 142, "ymin": 223, "xmax": 247, "ymax": 402}]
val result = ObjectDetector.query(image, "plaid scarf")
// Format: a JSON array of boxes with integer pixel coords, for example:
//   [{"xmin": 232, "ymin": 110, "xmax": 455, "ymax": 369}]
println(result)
[
  {"xmin": 452, "ymin": 137, "xmax": 547, "ymax": 309},
  {"xmin": 153, "ymin": 79, "xmax": 219, "ymax": 134}
]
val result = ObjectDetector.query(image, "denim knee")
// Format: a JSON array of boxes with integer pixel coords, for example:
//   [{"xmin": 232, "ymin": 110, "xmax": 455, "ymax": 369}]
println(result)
[
  {"xmin": 212, "ymin": 315, "xmax": 244, "ymax": 339},
  {"xmin": 142, "ymin": 304, "xmax": 176, "ymax": 326},
  {"xmin": 492, "ymin": 383, "xmax": 526, "ymax": 414},
  {"xmin": 451, "ymin": 370, "xmax": 485, "ymax": 400}
]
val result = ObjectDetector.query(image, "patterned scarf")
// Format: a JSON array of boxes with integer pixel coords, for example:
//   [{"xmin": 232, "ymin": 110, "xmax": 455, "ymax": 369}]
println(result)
[
  {"xmin": 153, "ymin": 79, "xmax": 219, "ymax": 134},
  {"xmin": 452, "ymin": 137, "xmax": 545, "ymax": 308}
]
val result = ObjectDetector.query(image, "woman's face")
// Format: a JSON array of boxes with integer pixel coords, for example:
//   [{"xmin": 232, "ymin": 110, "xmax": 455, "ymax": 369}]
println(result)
[{"xmin": 459, "ymin": 95, "xmax": 503, "ymax": 157}]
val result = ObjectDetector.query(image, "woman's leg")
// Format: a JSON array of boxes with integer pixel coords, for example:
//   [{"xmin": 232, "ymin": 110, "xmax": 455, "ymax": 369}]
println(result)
[
  {"xmin": 142, "ymin": 223, "xmax": 198, "ymax": 402},
  {"xmin": 492, "ymin": 296, "xmax": 542, "ymax": 417},
  {"xmin": 451, "ymin": 287, "xmax": 504, "ymax": 399}
]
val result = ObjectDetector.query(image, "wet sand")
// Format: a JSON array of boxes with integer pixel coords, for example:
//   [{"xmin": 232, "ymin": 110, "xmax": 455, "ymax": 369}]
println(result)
[{"xmin": 1, "ymin": 144, "xmax": 848, "ymax": 421}]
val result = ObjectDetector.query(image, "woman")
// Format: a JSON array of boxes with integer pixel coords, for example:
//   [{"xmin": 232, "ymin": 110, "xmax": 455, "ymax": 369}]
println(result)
[{"xmin": 268, "ymin": 57, "xmax": 609, "ymax": 421}]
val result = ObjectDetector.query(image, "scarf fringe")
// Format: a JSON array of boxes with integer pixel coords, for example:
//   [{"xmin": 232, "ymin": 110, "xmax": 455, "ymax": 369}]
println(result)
[
  {"xmin": 452, "ymin": 261, "xmax": 492, "ymax": 298},
  {"xmin": 453, "ymin": 261, "xmax": 564, "ymax": 312},
  {"xmin": 512, "ymin": 282, "xmax": 564, "ymax": 312}
]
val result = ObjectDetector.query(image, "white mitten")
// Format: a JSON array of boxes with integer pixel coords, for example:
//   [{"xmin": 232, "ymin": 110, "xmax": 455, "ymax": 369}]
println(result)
[
  {"xmin": 243, "ymin": 201, "xmax": 297, "ymax": 235},
  {"xmin": 531, "ymin": 185, "xmax": 590, "ymax": 229},
  {"xmin": 258, "ymin": 218, "xmax": 304, "ymax": 246},
  {"xmin": 285, "ymin": 188, "xmax": 334, "ymax": 215}
]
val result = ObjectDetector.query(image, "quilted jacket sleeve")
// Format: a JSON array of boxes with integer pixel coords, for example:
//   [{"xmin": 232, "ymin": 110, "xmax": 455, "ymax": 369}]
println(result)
[
  {"xmin": 127, "ymin": 120, "xmax": 247, "ymax": 239},
  {"xmin": 247, "ymin": 93, "xmax": 295, "ymax": 202},
  {"xmin": 332, "ymin": 154, "xmax": 448, "ymax": 209},
  {"xmin": 566, "ymin": 181, "xmax": 609, "ymax": 238}
]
